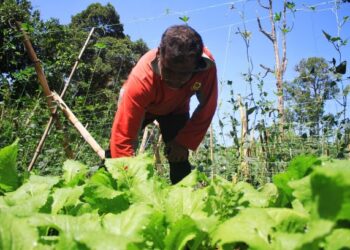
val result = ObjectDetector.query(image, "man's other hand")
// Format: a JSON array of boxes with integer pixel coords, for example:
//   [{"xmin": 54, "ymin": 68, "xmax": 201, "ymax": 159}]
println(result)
[{"xmin": 165, "ymin": 140, "xmax": 189, "ymax": 162}]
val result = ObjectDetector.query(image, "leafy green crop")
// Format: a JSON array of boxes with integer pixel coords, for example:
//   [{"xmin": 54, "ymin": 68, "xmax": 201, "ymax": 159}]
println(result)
[
  {"xmin": 0, "ymin": 140, "xmax": 20, "ymax": 193},
  {"xmin": 0, "ymin": 143, "xmax": 350, "ymax": 249}
]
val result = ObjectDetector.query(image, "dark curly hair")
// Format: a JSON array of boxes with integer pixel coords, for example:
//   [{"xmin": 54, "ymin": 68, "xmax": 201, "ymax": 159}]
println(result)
[{"xmin": 159, "ymin": 25, "xmax": 203, "ymax": 64}]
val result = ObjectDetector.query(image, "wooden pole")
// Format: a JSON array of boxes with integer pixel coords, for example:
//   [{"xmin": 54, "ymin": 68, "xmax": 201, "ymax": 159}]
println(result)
[
  {"xmin": 51, "ymin": 92, "xmax": 105, "ymax": 160},
  {"xmin": 154, "ymin": 134, "xmax": 163, "ymax": 174},
  {"xmin": 209, "ymin": 124, "xmax": 215, "ymax": 179},
  {"xmin": 139, "ymin": 126, "xmax": 149, "ymax": 154},
  {"xmin": 60, "ymin": 27, "xmax": 95, "ymax": 97},
  {"xmin": 238, "ymin": 95, "xmax": 250, "ymax": 180},
  {"xmin": 27, "ymin": 27, "xmax": 95, "ymax": 171},
  {"xmin": 15, "ymin": 21, "xmax": 74, "ymax": 170},
  {"xmin": 15, "ymin": 21, "xmax": 54, "ymax": 113}
]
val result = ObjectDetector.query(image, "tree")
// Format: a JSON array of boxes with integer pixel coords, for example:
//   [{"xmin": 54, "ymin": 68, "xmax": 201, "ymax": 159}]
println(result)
[
  {"xmin": 257, "ymin": 0, "xmax": 295, "ymax": 134},
  {"xmin": 69, "ymin": 3, "xmax": 149, "ymax": 96},
  {"xmin": 0, "ymin": 0, "xmax": 36, "ymax": 97},
  {"xmin": 70, "ymin": 3, "xmax": 125, "ymax": 38},
  {"xmin": 285, "ymin": 57, "xmax": 339, "ymax": 136},
  {"xmin": 0, "ymin": 0, "xmax": 81, "ymax": 98}
]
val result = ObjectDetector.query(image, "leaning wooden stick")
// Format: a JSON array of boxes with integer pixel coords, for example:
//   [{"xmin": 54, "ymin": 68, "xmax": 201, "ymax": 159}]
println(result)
[
  {"xmin": 27, "ymin": 27, "xmax": 95, "ymax": 171},
  {"xmin": 139, "ymin": 126, "xmax": 149, "ymax": 154},
  {"xmin": 14, "ymin": 21, "xmax": 74, "ymax": 170},
  {"xmin": 60, "ymin": 27, "xmax": 95, "ymax": 98},
  {"xmin": 15, "ymin": 21, "xmax": 54, "ymax": 113},
  {"xmin": 51, "ymin": 91, "xmax": 105, "ymax": 160}
]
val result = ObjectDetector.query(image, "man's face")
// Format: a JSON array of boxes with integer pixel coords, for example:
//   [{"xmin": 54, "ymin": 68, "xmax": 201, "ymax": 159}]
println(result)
[{"xmin": 158, "ymin": 53, "xmax": 197, "ymax": 89}]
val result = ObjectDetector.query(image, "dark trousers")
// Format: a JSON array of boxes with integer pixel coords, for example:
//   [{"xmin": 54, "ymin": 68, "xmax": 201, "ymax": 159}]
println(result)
[{"xmin": 142, "ymin": 113, "xmax": 192, "ymax": 184}]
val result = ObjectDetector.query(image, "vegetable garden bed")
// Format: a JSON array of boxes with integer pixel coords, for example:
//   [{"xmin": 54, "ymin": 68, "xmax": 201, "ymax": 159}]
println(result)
[{"xmin": 1, "ymin": 141, "xmax": 350, "ymax": 249}]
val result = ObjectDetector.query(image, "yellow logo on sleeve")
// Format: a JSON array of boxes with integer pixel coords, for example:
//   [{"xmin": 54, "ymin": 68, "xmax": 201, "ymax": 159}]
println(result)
[{"xmin": 191, "ymin": 81, "xmax": 202, "ymax": 91}]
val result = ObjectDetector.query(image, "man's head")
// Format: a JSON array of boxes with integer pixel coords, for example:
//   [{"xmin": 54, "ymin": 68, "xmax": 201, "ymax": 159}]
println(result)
[{"xmin": 158, "ymin": 25, "xmax": 204, "ymax": 88}]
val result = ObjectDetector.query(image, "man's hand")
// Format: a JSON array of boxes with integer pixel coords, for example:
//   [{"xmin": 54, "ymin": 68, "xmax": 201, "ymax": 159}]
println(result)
[{"xmin": 165, "ymin": 140, "xmax": 188, "ymax": 162}]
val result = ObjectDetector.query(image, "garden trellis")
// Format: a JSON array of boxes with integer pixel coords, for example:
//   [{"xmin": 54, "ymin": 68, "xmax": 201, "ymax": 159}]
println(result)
[{"xmin": 14, "ymin": 22, "xmax": 105, "ymax": 171}]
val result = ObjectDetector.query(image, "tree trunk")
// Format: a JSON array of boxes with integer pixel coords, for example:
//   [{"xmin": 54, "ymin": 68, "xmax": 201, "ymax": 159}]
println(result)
[{"xmin": 257, "ymin": 0, "xmax": 288, "ymax": 135}]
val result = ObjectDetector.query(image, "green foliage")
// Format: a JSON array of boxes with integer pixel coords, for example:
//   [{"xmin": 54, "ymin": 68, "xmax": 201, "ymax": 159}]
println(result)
[
  {"xmin": 274, "ymin": 12, "xmax": 281, "ymax": 22},
  {"xmin": 233, "ymin": 181, "xmax": 278, "ymax": 208},
  {"xmin": 285, "ymin": 57, "xmax": 339, "ymax": 136},
  {"xmin": 273, "ymin": 155, "xmax": 321, "ymax": 206},
  {"xmin": 0, "ymin": 213, "xmax": 38, "ymax": 250},
  {"xmin": 70, "ymin": 3, "xmax": 125, "ymax": 38},
  {"xmin": 1, "ymin": 142, "xmax": 350, "ymax": 249},
  {"xmin": 62, "ymin": 160, "xmax": 88, "ymax": 186},
  {"xmin": 310, "ymin": 160, "xmax": 350, "ymax": 220},
  {"xmin": 0, "ymin": 0, "xmax": 37, "ymax": 95},
  {"xmin": 286, "ymin": 2, "xmax": 296, "ymax": 12},
  {"xmin": 322, "ymin": 30, "xmax": 346, "ymax": 45},
  {"xmin": 325, "ymin": 229, "xmax": 350, "ymax": 249},
  {"xmin": 179, "ymin": 15, "xmax": 190, "ymax": 23},
  {"xmin": 0, "ymin": 140, "xmax": 20, "ymax": 193},
  {"xmin": 0, "ymin": 1, "xmax": 149, "ymax": 174}
]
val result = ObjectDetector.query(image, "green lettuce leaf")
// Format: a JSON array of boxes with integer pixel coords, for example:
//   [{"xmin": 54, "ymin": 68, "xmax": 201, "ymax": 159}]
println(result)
[
  {"xmin": 295, "ymin": 219, "xmax": 334, "ymax": 249},
  {"xmin": 273, "ymin": 155, "xmax": 320, "ymax": 206},
  {"xmin": 29, "ymin": 213, "xmax": 135, "ymax": 249},
  {"xmin": 102, "ymin": 204, "xmax": 153, "ymax": 241},
  {"xmin": 62, "ymin": 160, "xmax": 88, "ymax": 187},
  {"xmin": 175, "ymin": 169, "xmax": 209, "ymax": 187},
  {"xmin": 271, "ymin": 232, "xmax": 304, "ymax": 250},
  {"xmin": 83, "ymin": 181, "xmax": 129, "ymax": 214},
  {"xmin": 51, "ymin": 186, "xmax": 85, "ymax": 214},
  {"xmin": 325, "ymin": 229, "xmax": 350, "ymax": 250},
  {"xmin": 265, "ymin": 208, "xmax": 308, "ymax": 232},
  {"xmin": 205, "ymin": 175, "xmax": 241, "ymax": 219},
  {"xmin": 310, "ymin": 162, "xmax": 350, "ymax": 220},
  {"xmin": 0, "ymin": 140, "xmax": 19, "ymax": 193},
  {"xmin": 212, "ymin": 207, "xmax": 308, "ymax": 249},
  {"xmin": 2, "ymin": 175, "xmax": 59, "ymax": 216},
  {"xmin": 105, "ymin": 154, "xmax": 154, "ymax": 190},
  {"xmin": 0, "ymin": 212, "xmax": 38, "ymax": 250},
  {"xmin": 289, "ymin": 176, "xmax": 313, "ymax": 212},
  {"xmin": 28, "ymin": 213, "xmax": 101, "ymax": 236},
  {"xmin": 164, "ymin": 186, "xmax": 208, "ymax": 224},
  {"xmin": 233, "ymin": 181, "xmax": 278, "ymax": 208},
  {"xmin": 211, "ymin": 208, "xmax": 273, "ymax": 249},
  {"xmin": 164, "ymin": 215, "xmax": 208, "ymax": 250}
]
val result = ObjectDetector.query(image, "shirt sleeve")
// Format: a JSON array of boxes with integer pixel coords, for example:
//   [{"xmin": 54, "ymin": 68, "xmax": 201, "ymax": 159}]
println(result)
[
  {"xmin": 110, "ymin": 74, "xmax": 150, "ymax": 158},
  {"xmin": 174, "ymin": 65, "xmax": 218, "ymax": 150}
]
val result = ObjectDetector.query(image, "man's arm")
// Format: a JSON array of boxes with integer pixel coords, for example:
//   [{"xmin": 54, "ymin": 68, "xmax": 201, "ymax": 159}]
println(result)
[
  {"xmin": 174, "ymin": 65, "xmax": 218, "ymax": 150},
  {"xmin": 110, "ymin": 75, "xmax": 150, "ymax": 158}
]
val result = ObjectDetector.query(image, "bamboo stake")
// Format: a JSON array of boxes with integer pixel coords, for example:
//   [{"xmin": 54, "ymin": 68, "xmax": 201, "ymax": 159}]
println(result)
[
  {"xmin": 14, "ymin": 21, "xmax": 74, "ymax": 170},
  {"xmin": 51, "ymin": 91, "xmax": 105, "ymax": 160},
  {"xmin": 154, "ymin": 134, "xmax": 163, "ymax": 174},
  {"xmin": 238, "ymin": 95, "xmax": 250, "ymax": 180},
  {"xmin": 15, "ymin": 21, "xmax": 54, "ymax": 113},
  {"xmin": 60, "ymin": 27, "xmax": 95, "ymax": 97},
  {"xmin": 139, "ymin": 126, "xmax": 149, "ymax": 154},
  {"xmin": 27, "ymin": 27, "xmax": 95, "ymax": 171},
  {"xmin": 209, "ymin": 124, "xmax": 215, "ymax": 179}
]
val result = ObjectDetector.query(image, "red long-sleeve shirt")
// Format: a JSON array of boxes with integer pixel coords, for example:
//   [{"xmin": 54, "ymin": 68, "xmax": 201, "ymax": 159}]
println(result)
[{"xmin": 110, "ymin": 47, "xmax": 218, "ymax": 158}]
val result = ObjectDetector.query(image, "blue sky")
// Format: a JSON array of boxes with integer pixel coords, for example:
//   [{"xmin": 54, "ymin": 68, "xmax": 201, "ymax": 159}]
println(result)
[{"xmin": 30, "ymin": 0, "xmax": 350, "ymax": 142}]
